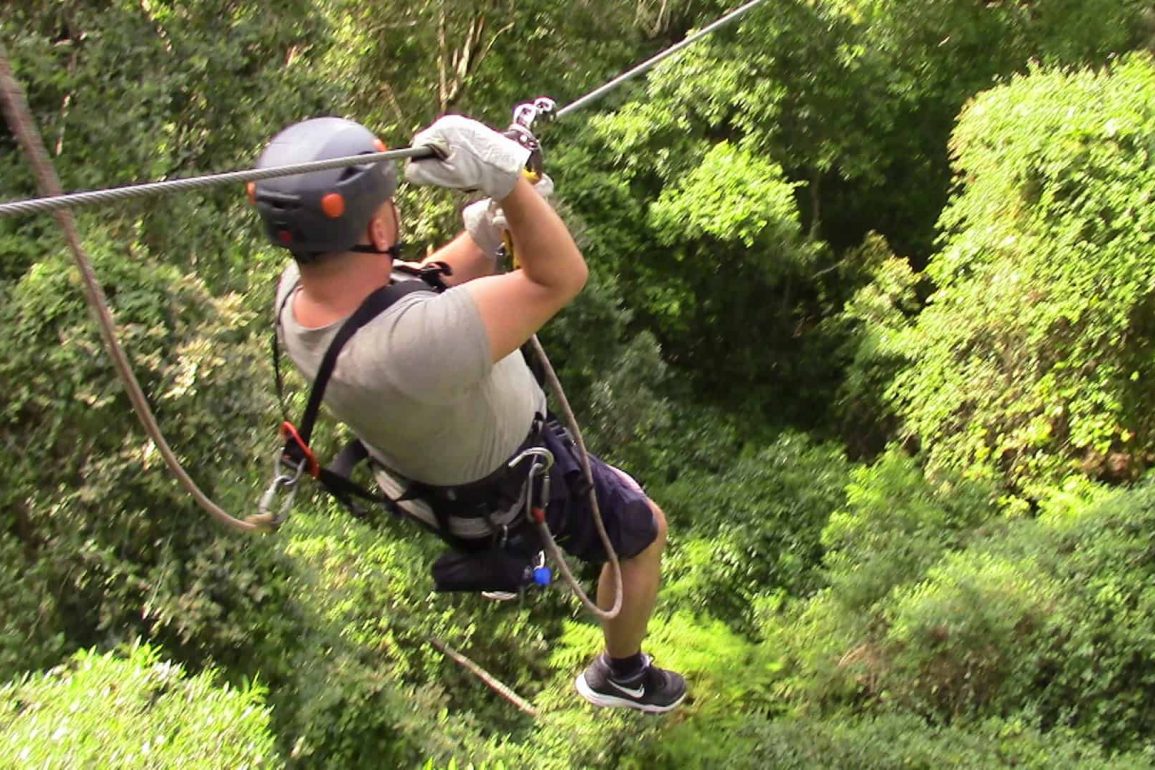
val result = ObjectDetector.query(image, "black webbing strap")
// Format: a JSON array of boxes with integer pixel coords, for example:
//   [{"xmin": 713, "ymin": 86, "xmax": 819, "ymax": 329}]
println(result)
[
  {"xmin": 273, "ymin": 263, "xmax": 451, "ymax": 520},
  {"xmin": 272, "ymin": 261, "xmax": 452, "ymax": 425},
  {"xmin": 272, "ymin": 288, "xmax": 295, "ymax": 423},
  {"xmin": 294, "ymin": 280, "xmax": 430, "ymax": 447}
]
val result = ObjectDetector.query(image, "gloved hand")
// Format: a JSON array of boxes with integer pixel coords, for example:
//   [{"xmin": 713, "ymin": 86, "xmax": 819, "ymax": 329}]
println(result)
[
  {"xmin": 462, "ymin": 174, "xmax": 554, "ymax": 258},
  {"xmin": 405, "ymin": 115, "xmax": 531, "ymax": 200}
]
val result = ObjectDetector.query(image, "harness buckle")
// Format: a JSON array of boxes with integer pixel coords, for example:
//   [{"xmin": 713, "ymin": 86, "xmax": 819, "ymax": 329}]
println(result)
[{"xmin": 279, "ymin": 421, "xmax": 320, "ymax": 478}]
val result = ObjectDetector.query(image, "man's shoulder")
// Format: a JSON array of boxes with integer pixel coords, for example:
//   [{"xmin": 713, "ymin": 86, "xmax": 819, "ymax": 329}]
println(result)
[{"xmin": 274, "ymin": 262, "xmax": 302, "ymax": 318}]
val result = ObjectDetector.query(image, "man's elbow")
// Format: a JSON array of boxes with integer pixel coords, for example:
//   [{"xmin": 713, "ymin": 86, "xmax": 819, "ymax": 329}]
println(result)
[{"xmin": 567, "ymin": 257, "xmax": 589, "ymax": 300}]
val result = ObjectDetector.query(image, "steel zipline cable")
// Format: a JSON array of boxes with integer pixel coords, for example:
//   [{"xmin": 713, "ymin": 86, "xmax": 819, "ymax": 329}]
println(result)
[
  {"xmin": 0, "ymin": 0, "xmax": 767, "ymax": 614},
  {"xmin": 0, "ymin": 0, "xmax": 766, "ymax": 219},
  {"xmin": 0, "ymin": 146, "xmax": 436, "ymax": 218}
]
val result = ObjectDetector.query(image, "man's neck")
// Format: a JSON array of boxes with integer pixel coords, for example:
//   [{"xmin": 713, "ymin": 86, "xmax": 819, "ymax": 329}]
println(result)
[{"xmin": 293, "ymin": 251, "xmax": 393, "ymax": 328}]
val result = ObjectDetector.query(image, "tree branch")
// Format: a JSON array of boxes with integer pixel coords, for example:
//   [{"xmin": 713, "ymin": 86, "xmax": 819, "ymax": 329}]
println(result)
[
  {"xmin": 437, "ymin": 7, "xmax": 450, "ymax": 111},
  {"xmin": 428, "ymin": 637, "xmax": 539, "ymax": 718}
]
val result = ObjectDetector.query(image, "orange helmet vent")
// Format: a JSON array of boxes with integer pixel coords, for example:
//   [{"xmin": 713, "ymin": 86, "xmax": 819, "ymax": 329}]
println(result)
[{"xmin": 321, "ymin": 193, "xmax": 346, "ymax": 218}]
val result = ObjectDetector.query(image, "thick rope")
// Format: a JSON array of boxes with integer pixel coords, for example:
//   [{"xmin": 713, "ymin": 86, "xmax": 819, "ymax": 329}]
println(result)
[
  {"xmin": 528, "ymin": 337, "xmax": 623, "ymax": 621},
  {"xmin": 0, "ymin": 42, "xmax": 266, "ymax": 534}
]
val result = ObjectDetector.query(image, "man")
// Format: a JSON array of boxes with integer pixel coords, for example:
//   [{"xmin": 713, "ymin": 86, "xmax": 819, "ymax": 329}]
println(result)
[{"xmin": 252, "ymin": 114, "xmax": 686, "ymax": 713}]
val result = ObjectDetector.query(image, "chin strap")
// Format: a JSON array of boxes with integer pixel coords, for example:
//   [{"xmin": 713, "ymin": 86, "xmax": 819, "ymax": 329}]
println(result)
[{"xmin": 350, "ymin": 241, "xmax": 405, "ymax": 258}]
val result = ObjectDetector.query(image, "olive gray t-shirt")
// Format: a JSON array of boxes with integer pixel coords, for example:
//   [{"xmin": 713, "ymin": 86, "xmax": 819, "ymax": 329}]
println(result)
[{"xmin": 275, "ymin": 262, "xmax": 547, "ymax": 487}]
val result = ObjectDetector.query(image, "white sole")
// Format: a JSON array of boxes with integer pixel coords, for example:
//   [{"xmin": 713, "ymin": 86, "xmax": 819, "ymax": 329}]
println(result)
[{"xmin": 574, "ymin": 672, "xmax": 686, "ymax": 714}]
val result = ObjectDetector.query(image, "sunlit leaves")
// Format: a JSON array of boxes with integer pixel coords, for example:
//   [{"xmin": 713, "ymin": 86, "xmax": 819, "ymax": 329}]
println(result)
[
  {"xmin": 891, "ymin": 55, "xmax": 1155, "ymax": 495},
  {"xmin": 650, "ymin": 140, "xmax": 802, "ymax": 253}
]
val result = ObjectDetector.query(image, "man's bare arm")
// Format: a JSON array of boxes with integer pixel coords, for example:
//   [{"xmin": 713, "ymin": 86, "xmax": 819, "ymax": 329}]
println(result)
[
  {"xmin": 418, "ymin": 231, "xmax": 497, "ymax": 286},
  {"xmin": 464, "ymin": 177, "xmax": 587, "ymax": 363}
]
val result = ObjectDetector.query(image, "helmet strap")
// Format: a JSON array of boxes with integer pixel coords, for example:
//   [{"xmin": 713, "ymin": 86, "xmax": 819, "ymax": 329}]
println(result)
[
  {"xmin": 350, "ymin": 242, "xmax": 405, "ymax": 259},
  {"xmin": 354, "ymin": 200, "xmax": 403, "ymax": 260}
]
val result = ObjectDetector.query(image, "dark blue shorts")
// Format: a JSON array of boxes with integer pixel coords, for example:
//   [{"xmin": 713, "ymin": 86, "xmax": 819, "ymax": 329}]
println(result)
[{"xmin": 540, "ymin": 425, "xmax": 658, "ymax": 564}]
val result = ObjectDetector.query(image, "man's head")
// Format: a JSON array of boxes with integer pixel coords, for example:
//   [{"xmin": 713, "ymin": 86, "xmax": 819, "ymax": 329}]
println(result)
[{"xmin": 249, "ymin": 117, "xmax": 399, "ymax": 263}]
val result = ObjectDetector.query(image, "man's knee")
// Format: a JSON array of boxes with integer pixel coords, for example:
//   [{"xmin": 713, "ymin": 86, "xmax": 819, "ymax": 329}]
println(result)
[{"xmin": 647, "ymin": 498, "xmax": 668, "ymax": 551}]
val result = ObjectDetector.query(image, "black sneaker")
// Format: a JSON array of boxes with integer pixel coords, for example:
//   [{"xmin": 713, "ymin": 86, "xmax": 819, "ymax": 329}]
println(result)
[{"xmin": 575, "ymin": 654, "xmax": 687, "ymax": 713}]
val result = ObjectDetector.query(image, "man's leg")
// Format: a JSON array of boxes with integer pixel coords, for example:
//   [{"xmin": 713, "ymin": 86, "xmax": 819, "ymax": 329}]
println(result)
[
  {"xmin": 576, "ymin": 498, "xmax": 686, "ymax": 712},
  {"xmin": 599, "ymin": 499, "xmax": 667, "ymax": 656}
]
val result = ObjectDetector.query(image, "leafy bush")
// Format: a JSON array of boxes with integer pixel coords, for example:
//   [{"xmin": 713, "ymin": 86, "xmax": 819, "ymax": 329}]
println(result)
[
  {"xmin": 832, "ymin": 234, "xmax": 924, "ymax": 456},
  {"xmin": 864, "ymin": 480, "xmax": 1155, "ymax": 751},
  {"xmin": 822, "ymin": 449, "xmax": 996, "ymax": 614},
  {"xmin": 1006, "ymin": 481, "xmax": 1155, "ymax": 751},
  {"xmin": 713, "ymin": 714, "xmax": 1150, "ymax": 770},
  {"xmin": 0, "ymin": 242, "xmax": 296, "ymax": 680},
  {"xmin": 0, "ymin": 644, "xmax": 278, "ymax": 768},
  {"xmin": 768, "ymin": 465, "xmax": 1155, "ymax": 757},
  {"xmin": 761, "ymin": 450, "xmax": 999, "ymax": 711},
  {"xmin": 660, "ymin": 432, "xmax": 852, "ymax": 633},
  {"xmin": 880, "ymin": 552, "xmax": 1058, "ymax": 718},
  {"xmin": 890, "ymin": 54, "xmax": 1155, "ymax": 496}
]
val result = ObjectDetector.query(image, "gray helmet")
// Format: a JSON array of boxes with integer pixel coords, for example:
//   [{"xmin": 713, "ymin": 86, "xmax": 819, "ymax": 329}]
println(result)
[{"xmin": 250, "ymin": 117, "xmax": 398, "ymax": 261}]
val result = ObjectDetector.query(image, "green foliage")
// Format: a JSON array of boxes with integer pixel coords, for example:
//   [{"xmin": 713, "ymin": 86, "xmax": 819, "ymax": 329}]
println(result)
[
  {"xmin": 880, "ymin": 552, "xmax": 1058, "ymax": 719},
  {"xmin": 649, "ymin": 141, "xmax": 803, "ymax": 254},
  {"xmin": 822, "ymin": 449, "xmax": 996, "ymax": 614},
  {"xmin": 0, "ymin": 536, "xmax": 63, "ymax": 680},
  {"xmin": 760, "ymin": 450, "xmax": 998, "ymax": 713},
  {"xmin": 0, "ymin": 241, "xmax": 296, "ymax": 680},
  {"xmin": 763, "ymin": 458, "xmax": 1155, "ymax": 755},
  {"xmin": 1005, "ymin": 481, "xmax": 1155, "ymax": 750},
  {"xmin": 830, "ymin": 233, "xmax": 923, "ymax": 456},
  {"xmin": 891, "ymin": 54, "xmax": 1155, "ymax": 496},
  {"xmin": 714, "ymin": 714, "xmax": 1150, "ymax": 770},
  {"xmin": 660, "ymin": 432, "xmax": 851, "ymax": 633},
  {"xmin": 0, "ymin": 644, "xmax": 279, "ymax": 768}
]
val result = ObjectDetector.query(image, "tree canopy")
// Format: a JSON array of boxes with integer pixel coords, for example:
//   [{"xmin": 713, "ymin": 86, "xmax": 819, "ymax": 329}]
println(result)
[{"xmin": 3, "ymin": 1, "xmax": 1155, "ymax": 767}]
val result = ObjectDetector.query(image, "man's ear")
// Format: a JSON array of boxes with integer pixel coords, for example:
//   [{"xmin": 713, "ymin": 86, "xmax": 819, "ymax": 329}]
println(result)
[
  {"xmin": 367, "ymin": 201, "xmax": 399, "ymax": 251},
  {"xmin": 367, "ymin": 209, "xmax": 390, "ymax": 251}
]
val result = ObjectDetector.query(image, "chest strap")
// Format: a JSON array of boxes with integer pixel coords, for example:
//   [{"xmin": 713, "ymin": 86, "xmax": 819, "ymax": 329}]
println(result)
[
  {"xmin": 272, "ymin": 261, "xmax": 551, "ymax": 550},
  {"xmin": 273, "ymin": 265, "xmax": 446, "ymax": 521}
]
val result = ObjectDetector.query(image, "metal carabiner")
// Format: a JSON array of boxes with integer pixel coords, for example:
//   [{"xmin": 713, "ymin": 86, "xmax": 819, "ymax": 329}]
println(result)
[
  {"xmin": 508, "ymin": 445, "xmax": 555, "ymax": 473},
  {"xmin": 509, "ymin": 447, "xmax": 553, "ymax": 525},
  {"xmin": 257, "ymin": 450, "xmax": 307, "ymax": 525}
]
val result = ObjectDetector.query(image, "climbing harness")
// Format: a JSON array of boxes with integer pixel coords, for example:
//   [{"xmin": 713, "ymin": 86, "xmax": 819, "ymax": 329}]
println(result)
[
  {"xmin": 260, "ymin": 264, "xmax": 450, "ymax": 528},
  {"xmin": 0, "ymin": 0, "xmax": 770, "ymax": 595}
]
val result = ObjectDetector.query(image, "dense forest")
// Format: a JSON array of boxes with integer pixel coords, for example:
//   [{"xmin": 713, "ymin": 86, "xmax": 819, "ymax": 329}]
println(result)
[{"xmin": 3, "ymin": 0, "xmax": 1155, "ymax": 767}]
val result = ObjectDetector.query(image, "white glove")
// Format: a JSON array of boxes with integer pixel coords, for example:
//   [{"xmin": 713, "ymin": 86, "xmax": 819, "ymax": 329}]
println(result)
[
  {"xmin": 405, "ymin": 115, "xmax": 531, "ymax": 199},
  {"xmin": 462, "ymin": 174, "xmax": 554, "ymax": 258}
]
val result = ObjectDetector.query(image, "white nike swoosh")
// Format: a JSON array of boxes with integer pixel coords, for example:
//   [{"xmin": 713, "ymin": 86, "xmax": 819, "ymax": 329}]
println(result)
[{"xmin": 608, "ymin": 679, "xmax": 645, "ymax": 698}]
